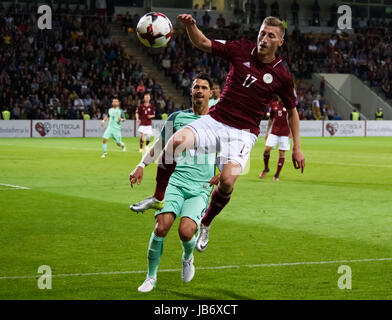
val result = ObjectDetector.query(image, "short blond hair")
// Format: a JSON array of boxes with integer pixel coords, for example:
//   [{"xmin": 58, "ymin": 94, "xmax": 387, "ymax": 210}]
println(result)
[{"xmin": 262, "ymin": 16, "xmax": 285, "ymax": 37}]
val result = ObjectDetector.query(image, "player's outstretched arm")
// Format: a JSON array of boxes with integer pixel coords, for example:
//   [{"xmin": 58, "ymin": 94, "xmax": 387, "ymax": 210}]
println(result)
[
  {"xmin": 177, "ymin": 14, "xmax": 212, "ymax": 53},
  {"xmin": 287, "ymin": 108, "xmax": 305, "ymax": 173},
  {"xmin": 129, "ymin": 138, "xmax": 164, "ymax": 188}
]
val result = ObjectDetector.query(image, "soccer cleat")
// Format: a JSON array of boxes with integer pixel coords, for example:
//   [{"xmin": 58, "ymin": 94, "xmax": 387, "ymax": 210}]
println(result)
[
  {"xmin": 130, "ymin": 196, "xmax": 164, "ymax": 213},
  {"xmin": 273, "ymin": 176, "xmax": 279, "ymax": 181},
  {"xmin": 195, "ymin": 223, "xmax": 210, "ymax": 252},
  {"xmin": 137, "ymin": 276, "xmax": 156, "ymax": 293},
  {"xmin": 122, "ymin": 146, "xmax": 126, "ymax": 152},
  {"xmin": 101, "ymin": 153, "xmax": 107, "ymax": 158},
  {"xmin": 181, "ymin": 255, "xmax": 195, "ymax": 283},
  {"xmin": 139, "ymin": 148, "xmax": 143, "ymax": 153},
  {"xmin": 259, "ymin": 168, "xmax": 270, "ymax": 179}
]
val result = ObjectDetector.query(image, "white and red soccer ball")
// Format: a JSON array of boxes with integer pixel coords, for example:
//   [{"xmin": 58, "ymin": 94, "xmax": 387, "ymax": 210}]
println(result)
[{"xmin": 136, "ymin": 12, "xmax": 173, "ymax": 48}]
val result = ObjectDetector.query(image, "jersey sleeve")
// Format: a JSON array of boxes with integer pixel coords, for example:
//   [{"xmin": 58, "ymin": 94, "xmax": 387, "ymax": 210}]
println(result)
[
  {"xmin": 120, "ymin": 109, "xmax": 125, "ymax": 119},
  {"xmin": 211, "ymin": 39, "xmax": 244, "ymax": 61},
  {"xmin": 160, "ymin": 111, "xmax": 180, "ymax": 145}
]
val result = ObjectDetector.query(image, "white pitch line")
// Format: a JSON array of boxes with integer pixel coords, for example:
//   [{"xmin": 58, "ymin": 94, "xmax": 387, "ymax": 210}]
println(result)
[
  {"xmin": 0, "ymin": 257, "xmax": 391, "ymax": 280},
  {"xmin": 0, "ymin": 183, "xmax": 30, "ymax": 190},
  {"xmin": 313, "ymin": 162, "xmax": 392, "ymax": 168}
]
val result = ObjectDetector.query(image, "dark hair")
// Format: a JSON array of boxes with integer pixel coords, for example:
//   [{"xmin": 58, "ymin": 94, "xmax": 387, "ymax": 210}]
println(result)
[{"xmin": 193, "ymin": 72, "xmax": 213, "ymax": 90}]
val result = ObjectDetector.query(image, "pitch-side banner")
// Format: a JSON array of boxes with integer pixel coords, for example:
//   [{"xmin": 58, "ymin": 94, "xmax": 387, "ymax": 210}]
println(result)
[
  {"xmin": 323, "ymin": 121, "xmax": 365, "ymax": 137},
  {"xmin": 85, "ymin": 120, "xmax": 135, "ymax": 138},
  {"xmin": 0, "ymin": 120, "xmax": 30, "ymax": 137},
  {"xmin": 32, "ymin": 120, "xmax": 83, "ymax": 138},
  {"xmin": 2, "ymin": 120, "xmax": 392, "ymax": 138},
  {"xmin": 366, "ymin": 121, "xmax": 392, "ymax": 136},
  {"xmin": 301, "ymin": 121, "xmax": 323, "ymax": 137}
]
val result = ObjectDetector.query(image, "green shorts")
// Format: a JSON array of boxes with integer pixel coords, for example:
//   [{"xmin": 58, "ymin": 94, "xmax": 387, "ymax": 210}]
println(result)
[
  {"xmin": 155, "ymin": 183, "xmax": 209, "ymax": 227},
  {"xmin": 103, "ymin": 127, "xmax": 122, "ymax": 143}
]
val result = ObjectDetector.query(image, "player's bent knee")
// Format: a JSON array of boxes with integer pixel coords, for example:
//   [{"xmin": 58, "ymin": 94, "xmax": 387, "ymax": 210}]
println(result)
[
  {"xmin": 178, "ymin": 218, "xmax": 197, "ymax": 241},
  {"xmin": 178, "ymin": 227, "xmax": 195, "ymax": 242},
  {"xmin": 219, "ymin": 174, "xmax": 236, "ymax": 192},
  {"xmin": 155, "ymin": 224, "xmax": 170, "ymax": 238}
]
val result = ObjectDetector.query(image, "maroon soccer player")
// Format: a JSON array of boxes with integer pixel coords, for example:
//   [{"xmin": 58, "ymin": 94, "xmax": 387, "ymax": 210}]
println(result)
[
  {"xmin": 260, "ymin": 97, "xmax": 291, "ymax": 181},
  {"xmin": 153, "ymin": 15, "xmax": 305, "ymax": 252},
  {"xmin": 136, "ymin": 92, "xmax": 155, "ymax": 153}
]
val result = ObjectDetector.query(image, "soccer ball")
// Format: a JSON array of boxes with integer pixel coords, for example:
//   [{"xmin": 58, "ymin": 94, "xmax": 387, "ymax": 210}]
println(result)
[{"xmin": 136, "ymin": 12, "xmax": 173, "ymax": 48}]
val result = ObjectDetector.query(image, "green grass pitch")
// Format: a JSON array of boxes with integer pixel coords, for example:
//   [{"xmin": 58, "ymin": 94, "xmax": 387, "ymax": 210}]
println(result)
[{"xmin": 0, "ymin": 137, "xmax": 391, "ymax": 300}]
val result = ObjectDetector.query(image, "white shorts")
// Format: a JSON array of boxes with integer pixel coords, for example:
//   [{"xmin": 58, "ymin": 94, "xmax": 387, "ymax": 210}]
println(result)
[
  {"xmin": 138, "ymin": 125, "xmax": 152, "ymax": 136},
  {"xmin": 186, "ymin": 114, "xmax": 258, "ymax": 173},
  {"xmin": 265, "ymin": 133, "xmax": 290, "ymax": 151}
]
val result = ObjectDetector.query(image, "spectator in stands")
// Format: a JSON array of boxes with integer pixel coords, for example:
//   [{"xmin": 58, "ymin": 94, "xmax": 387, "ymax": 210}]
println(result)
[
  {"xmin": 312, "ymin": 94, "xmax": 322, "ymax": 120},
  {"xmin": 216, "ymin": 14, "xmax": 226, "ymax": 29},
  {"xmin": 202, "ymin": 11, "xmax": 211, "ymax": 29},
  {"xmin": 161, "ymin": 54, "xmax": 171, "ymax": 77},
  {"xmin": 375, "ymin": 107, "xmax": 384, "ymax": 120},
  {"xmin": 136, "ymin": 80, "xmax": 146, "ymax": 97},
  {"xmin": 193, "ymin": 11, "xmax": 201, "ymax": 26},
  {"xmin": 350, "ymin": 108, "xmax": 360, "ymax": 121},
  {"xmin": 291, "ymin": 0, "xmax": 300, "ymax": 26},
  {"xmin": 181, "ymin": 74, "xmax": 191, "ymax": 96}
]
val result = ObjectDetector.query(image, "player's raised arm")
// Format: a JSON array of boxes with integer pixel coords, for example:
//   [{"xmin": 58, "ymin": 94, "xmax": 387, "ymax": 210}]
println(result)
[
  {"xmin": 177, "ymin": 14, "xmax": 211, "ymax": 53},
  {"xmin": 287, "ymin": 108, "xmax": 305, "ymax": 173}
]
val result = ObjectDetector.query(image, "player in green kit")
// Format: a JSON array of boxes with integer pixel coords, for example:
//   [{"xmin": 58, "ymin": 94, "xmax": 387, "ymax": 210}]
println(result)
[
  {"xmin": 129, "ymin": 74, "xmax": 220, "ymax": 292},
  {"xmin": 101, "ymin": 98, "xmax": 126, "ymax": 158}
]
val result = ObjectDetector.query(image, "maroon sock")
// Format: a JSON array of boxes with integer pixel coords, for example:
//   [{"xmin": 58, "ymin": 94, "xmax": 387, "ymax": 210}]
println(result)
[
  {"xmin": 153, "ymin": 151, "xmax": 176, "ymax": 201},
  {"xmin": 146, "ymin": 139, "xmax": 150, "ymax": 146},
  {"xmin": 139, "ymin": 137, "xmax": 143, "ymax": 149},
  {"xmin": 264, "ymin": 153, "xmax": 270, "ymax": 171},
  {"xmin": 275, "ymin": 157, "xmax": 285, "ymax": 177},
  {"xmin": 201, "ymin": 186, "xmax": 232, "ymax": 227}
]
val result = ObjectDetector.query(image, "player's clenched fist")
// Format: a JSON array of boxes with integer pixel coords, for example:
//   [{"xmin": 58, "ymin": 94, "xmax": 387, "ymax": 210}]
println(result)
[
  {"xmin": 177, "ymin": 14, "xmax": 196, "ymax": 25},
  {"xmin": 130, "ymin": 166, "xmax": 144, "ymax": 188}
]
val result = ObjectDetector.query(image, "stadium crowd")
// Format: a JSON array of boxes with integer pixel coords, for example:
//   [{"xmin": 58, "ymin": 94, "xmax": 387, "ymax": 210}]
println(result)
[
  {"xmin": 0, "ymin": 3, "xmax": 176, "ymax": 120},
  {"xmin": 1, "ymin": 2, "xmax": 391, "ymax": 120}
]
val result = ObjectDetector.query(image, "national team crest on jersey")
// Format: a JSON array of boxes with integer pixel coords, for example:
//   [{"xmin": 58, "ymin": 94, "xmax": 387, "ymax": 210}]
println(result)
[{"xmin": 263, "ymin": 73, "xmax": 273, "ymax": 84}]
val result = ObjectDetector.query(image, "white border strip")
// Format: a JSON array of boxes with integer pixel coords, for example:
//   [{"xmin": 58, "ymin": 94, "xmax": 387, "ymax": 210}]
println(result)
[
  {"xmin": 0, "ymin": 183, "xmax": 30, "ymax": 190},
  {"xmin": 1, "ymin": 257, "xmax": 391, "ymax": 280}
]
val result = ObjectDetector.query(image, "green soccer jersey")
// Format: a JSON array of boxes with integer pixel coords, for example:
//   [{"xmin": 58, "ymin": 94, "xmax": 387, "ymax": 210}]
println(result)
[
  {"xmin": 160, "ymin": 109, "xmax": 216, "ymax": 193},
  {"xmin": 108, "ymin": 108, "xmax": 122, "ymax": 131}
]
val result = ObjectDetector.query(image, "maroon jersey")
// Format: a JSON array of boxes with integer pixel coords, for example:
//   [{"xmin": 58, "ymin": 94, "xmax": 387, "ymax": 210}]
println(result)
[
  {"xmin": 137, "ymin": 104, "xmax": 155, "ymax": 125},
  {"xmin": 210, "ymin": 38, "xmax": 297, "ymax": 136},
  {"xmin": 269, "ymin": 100, "xmax": 290, "ymax": 137}
]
